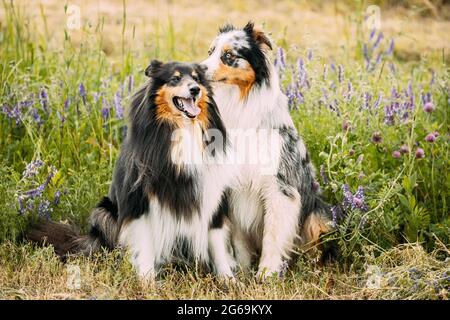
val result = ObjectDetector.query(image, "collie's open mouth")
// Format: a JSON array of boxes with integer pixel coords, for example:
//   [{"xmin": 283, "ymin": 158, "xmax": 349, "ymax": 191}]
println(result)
[{"xmin": 173, "ymin": 96, "xmax": 201, "ymax": 118}]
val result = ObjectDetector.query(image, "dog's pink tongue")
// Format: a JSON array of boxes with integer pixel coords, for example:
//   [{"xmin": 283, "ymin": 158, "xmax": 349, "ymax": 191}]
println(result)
[{"xmin": 181, "ymin": 98, "xmax": 201, "ymax": 116}]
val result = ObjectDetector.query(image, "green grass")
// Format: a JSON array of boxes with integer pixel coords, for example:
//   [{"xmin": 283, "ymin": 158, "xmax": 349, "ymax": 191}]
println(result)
[{"xmin": 0, "ymin": 1, "xmax": 449, "ymax": 299}]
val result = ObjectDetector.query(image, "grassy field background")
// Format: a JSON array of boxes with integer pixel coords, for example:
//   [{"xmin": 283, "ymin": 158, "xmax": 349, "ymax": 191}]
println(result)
[{"xmin": 0, "ymin": 0, "xmax": 449, "ymax": 299}]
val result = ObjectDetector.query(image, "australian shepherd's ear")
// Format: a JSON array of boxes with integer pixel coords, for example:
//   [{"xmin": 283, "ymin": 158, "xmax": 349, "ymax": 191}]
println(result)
[
  {"xmin": 145, "ymin": 59, "xmax": 164, "ymax": 77},
  {"xmin": 243, "ymin": 21, "xmax": 273, "ymax": 51}
]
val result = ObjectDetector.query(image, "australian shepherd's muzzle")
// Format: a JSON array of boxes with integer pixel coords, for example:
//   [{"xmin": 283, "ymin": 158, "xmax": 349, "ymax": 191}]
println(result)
[
  {"xmin": 27, "ymin": 61, "xmax": 237, "ymax": 279},
  {"xmin": 201, "ymin": 22, "xmax": 337, "ymax": 278}
]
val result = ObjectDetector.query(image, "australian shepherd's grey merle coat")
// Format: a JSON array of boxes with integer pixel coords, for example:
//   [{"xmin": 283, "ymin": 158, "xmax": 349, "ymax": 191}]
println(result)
[
  {"xmin": 200, "ymin": 22, "xmax": 335, "ymax": 278},
  {"xmin": 27, "ymin": 61, "xmax": 237, "ymax": 279}
]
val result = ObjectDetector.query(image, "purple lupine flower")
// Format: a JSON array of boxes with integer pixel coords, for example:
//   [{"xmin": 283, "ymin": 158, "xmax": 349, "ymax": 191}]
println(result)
[
  {"xmin": 23, "ymin": 159, "xmax": 44, "ymax": 179},
  {"xmin": 369, "ymin": 28, "xmax": 376, "ymax": 40},
  {"xmin": 39, "ymin": 89, "xmax": 49, "ymax": 113},
  {"xmin": 101, "ymin": 96, "xmax": 110, "ymax": 120},
  {"xmin": 330, "ymin": 62, "xmax": 336, "ymax": 72},
  {"xmin": 342, "ymin": 184, "xmax": 353, "ymax": 210},
  {"xmin": 373, "ymin": 92, "xmax": 382, "ymax": 109},
  {"xmin": 392, "ymin": 150, "xmax": 401, "ymax": 159},
  {"xmin": 57, "ymin": 111, "xmax": 65, "ymax": 126},
  {"xmin": 384, "ymin": 105, "xmax": 395, "ymax": 125},
  {"xmin": 373, "ymin": 32, "xmax": 384, "ymax": 50},
  {"xmin": 338, "ymin": 65, "xmax": 344, "ymax": 83},
  {"xmin": 386, "ymin": 39, "xmax": 394, "ymax": 55},
  {"xmin": 274, "ymin": 47, "xmax": 286, "ymax": 72},
  {"xmin": 93, "ymin": 92, "xmax": 100, "ymax": 103},
  {"xmin": 320, "ymin": 165, "xmax": 329, "ymax": 185},
  {"xmin": 79, "ymin": 83, "xmax": 86, "ymax": 104},
  {"xmin": 363, "ymin": 43, "xmax": 370, "ymax": 66},
  {"xmin": 373, "ymin": 52, "xmax": 383, "ymax": 69},
  {"xmin": 423, "ymin": 101, "xmax": 434, "ymax": 113},
  {"xmin": 331, "ymin": 205, "xmax": 343, "ymax": 227},
  {"xmin": 400, "ymin": 144, "xmax": 409, "ymax": 154},
  {"xmin": 307, "ymin": 49, "xmax": 313, "ymax": 61},
  {"xmin": 296, "ymin": 58, "xmax": 307, "ymax": 88},
  {"xmin": 363, "ymin": 92, "xmax": 372, "ymax": 109},
  {"xmin": 31, "ymin": 108, "xmax": 43, "ymax": 126},
  {"xmin": 53, "ymin": 190, "xmax": 61, "ymax": 205},
  {"xmin": 353, "ymin": 186, "xmax": 368, "ymax": 211},
  {"xmin": 38, "ymin": 199, "xmax": 52, "ymax": 219},
  {"xmin": 371, "ymin": 132, "xmax": 382, "ymax": 144},
  {"xmin": 114, "ymin": 91, "xmax": 124, "ymax": 119},
  {"xmin": 345, "ymin": 81, "xmax": 353, "ymax": 102},
  {"xmin": 425, "ymin": 133, "xmax": 436, "ymax": 143},
  {"xmin": 64, "ymin": 97, "xmax": 70, "ymax": 111},
  {"xmin": 415, "ymin": 148, "xmax": 425, "ymax": 159}
]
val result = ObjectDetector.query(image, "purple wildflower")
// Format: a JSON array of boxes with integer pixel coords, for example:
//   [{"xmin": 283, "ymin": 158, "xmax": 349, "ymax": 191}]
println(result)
[
  {"xmin": 23, "ymin": 159, "xmax": 44, "ymax": 179},
  {"xmin": 363, "ymin": 92, "xmax": 372, "ymax": 109},
  {"xmin": 275, "ymin": 47, "xmax": 286, "ymax": 72},
  {"xmin": 331, "ymin": 205, "xmax": 343, "ymax": 227},
  {"xmin": 307, "ymin": 49, "xmax": 313, "ymax": 61},
  {"xmin": 425, "ymin": 133, "xmax": 436, "ymax": 143},
  {"xmin": 38, "ymin": 200, "xmax": 52, "ymax": 219},
  {"xmin": 400, "ymin": 144, "xmax": 409, "ymax": 154},
  {"xmin": 415, "ymin": 148, "xmax": 425, "ymax": 159},
  {"xmin": 373, "ymin": 32, "xmax": 384, "ymax": 50},
  {"xmin": 371, "ymin": 132, "xmax": 383, "ymax": 144},
  {"xmin": 64, "ymin": 97, "xmax": 70, "ymax": 111},
  {"xmin": 39, "ymin": 89, "xmax": 49, "ymax": 113},
  {"xmin": 53, "ymin": 190, "xmax": 61, "ymax": 205},
  {"xmin": 342, "ymin": 184, "xmax": 353, "ymax": 210},
  {"xmin": 423, "ymin": 101, "xmax": 434, "ymax": 113},
  {"xmin": 353, "ymin": 186, "xmax": 368, "ymax": 211},
  {"xmin": 114, "ymin": 91, "xmax": 124, "ymax": 119},
  {"xmin": 369, "ymin": 28, "xmax": 376, "ymax": 40},
  {"xmin": 101, "ymin": 97, "xmax": 110, "ymax": 120},
  {"xmin": 338, "ymin": 65, "xmax": 344, "ymax": 83},
  {"xmin": 386, "ymin": 39, "xmax": 394, "ymax": 55},
  {"xmin": 31, "ymin": 108, "xmax": 43, "ymax": 126},
  {"xmin": 392, "ymin": 150, "xmax": 401, "ymax": 159},
  {"xmin": 79, "ymin": 83, "xmax": 86, "ymax": 104},
  {"xmin": 320, "ymin": 165, "xmax": 328, "ymax": 185}
]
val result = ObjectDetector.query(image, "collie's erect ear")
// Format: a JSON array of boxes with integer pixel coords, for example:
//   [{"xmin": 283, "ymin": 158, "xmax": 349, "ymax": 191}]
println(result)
[
  {"xmin": 244, "ymin": 21, "xmax": 273, "ymax": 51},
  {"xmin": 145, "ymin": 59, "xmax": 163, "ymax": 77}
]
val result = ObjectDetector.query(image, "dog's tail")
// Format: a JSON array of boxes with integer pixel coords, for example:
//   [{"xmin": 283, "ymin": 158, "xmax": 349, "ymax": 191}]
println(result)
[
  {"xmin": 25, "ymin": 197, "xmax": 119, "ymax": 258},
  {"xmin": 300, "ymin": 196, "xmax": 339, "ymax": 263}
]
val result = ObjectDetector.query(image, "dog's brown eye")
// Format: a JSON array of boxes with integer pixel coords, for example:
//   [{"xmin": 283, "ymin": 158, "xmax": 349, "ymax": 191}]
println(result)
[
  {"xmin": 172, "ymin": 76, "xmax": 181, "ymax": 82},
  {"xmin": 225, "ymin": 52, "xmax": 233, "ymax": 59},
  {"xmin": 192, "ymin": 75, "xmax": 199, "ymax": 82}
]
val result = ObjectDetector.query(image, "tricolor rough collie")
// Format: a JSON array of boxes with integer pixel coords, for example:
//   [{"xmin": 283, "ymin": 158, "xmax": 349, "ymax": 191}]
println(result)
[
  {"xmin": 27, "ymin": 61, "xmax": 236, "ymax": 279},
  {"xmin": 201, "ymin": 22, "xmax": 336, "ymax": 278}
]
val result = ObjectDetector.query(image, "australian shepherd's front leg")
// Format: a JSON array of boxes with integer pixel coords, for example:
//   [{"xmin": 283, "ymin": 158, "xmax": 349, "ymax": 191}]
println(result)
[{"xmin": 257, "ymin": 177, "xmax": 301, "ymax": 278}]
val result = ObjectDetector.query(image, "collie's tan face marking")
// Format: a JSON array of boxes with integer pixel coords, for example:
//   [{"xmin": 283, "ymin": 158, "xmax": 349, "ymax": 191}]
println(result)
[{"xmin": 155, "ymin": 82, "xmax": 210, "ymax": 129}]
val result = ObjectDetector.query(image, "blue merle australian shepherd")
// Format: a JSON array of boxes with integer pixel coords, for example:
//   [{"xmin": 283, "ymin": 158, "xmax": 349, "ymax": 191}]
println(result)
[
  {"xmin": 27, "ymin": 61, "xmax": 237, "ymax": 280},
  {"xmin": 200, "ymin": 22, "xmax": 336, "ymax": 278}
]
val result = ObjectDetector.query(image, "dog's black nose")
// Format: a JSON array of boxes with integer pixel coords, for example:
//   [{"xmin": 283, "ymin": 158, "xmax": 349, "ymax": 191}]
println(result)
[{"xmin": 190, "ymin": 86, "xmax": 200, "ymax": 97}]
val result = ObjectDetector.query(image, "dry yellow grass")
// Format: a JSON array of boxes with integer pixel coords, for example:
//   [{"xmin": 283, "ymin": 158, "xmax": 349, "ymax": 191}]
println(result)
[
  {"xmin": 0, "ymin": 242, "xmax": 448, "ymax": 300},
  {"xmin": 2, "ymin": 0, "xmax": 449, "ymax": 63}
]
